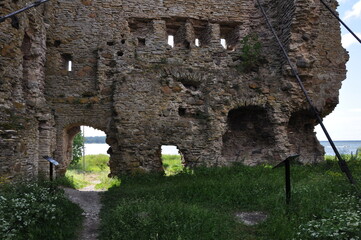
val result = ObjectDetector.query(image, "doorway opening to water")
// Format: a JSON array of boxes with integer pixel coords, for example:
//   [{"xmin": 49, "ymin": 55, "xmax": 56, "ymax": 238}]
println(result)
[
  {"xmin": 160, "ymin": 145, "xmax": 184, "ymax": 176},
  {"xmin": 67, "ymin": 126, "xmax": 116, "ymax": 190}
]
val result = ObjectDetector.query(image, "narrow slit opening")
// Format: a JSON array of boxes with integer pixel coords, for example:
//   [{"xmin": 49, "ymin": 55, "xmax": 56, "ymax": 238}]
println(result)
[
  {"xmin": 168, "ymin": 35, "xmax": 174, "ymax": 48},
  {"xmin": 67, "ymin": 60, "xmax": 72, "ymax": 72},
  {"xmin": 221, "ymin": 39, "xmax": 227, "ymax": 49},
  {"xmin": 195, "ymin": 38, "xmax": 200, "ymax": 47}
]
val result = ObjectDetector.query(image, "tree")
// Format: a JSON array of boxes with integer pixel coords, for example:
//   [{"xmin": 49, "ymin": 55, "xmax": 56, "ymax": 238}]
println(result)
[{"xmin": 72, "ymin": 132, "xmax": 84, "ymax": 165}]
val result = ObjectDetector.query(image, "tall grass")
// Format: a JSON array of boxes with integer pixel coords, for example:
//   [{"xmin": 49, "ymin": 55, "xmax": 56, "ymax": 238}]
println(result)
[{"xmin": 100, "ymin": 161, "xmax": 361, "ymax": 240}]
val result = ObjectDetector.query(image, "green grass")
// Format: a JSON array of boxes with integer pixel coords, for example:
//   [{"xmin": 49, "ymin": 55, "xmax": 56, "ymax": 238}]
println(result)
[
  {"xmin": 0, "ymin": 180, "xmax": 83, "ymax": 240},
  {"xmin": 64, "ymin": 154, "xmax": 182, "ymax": 190},
  {"xmin": 162, "ymin": 154, "xmax": 183, "ymax": 176},
  {"xmin": 70, "ymin": 154, "xmax": 110, "ymax": 172},
  {"xmin": 65, "ymin": 154, "xmax": 121, "ymax": 190},
  {"xmin": 100, "ymin": 161, "xmax": 361, "ymax": 240}
]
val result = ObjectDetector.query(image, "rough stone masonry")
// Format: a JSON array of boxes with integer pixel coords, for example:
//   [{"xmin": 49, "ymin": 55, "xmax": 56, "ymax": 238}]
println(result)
[{"xmin": 0, "ymin": 0, "xmax": 348, "ymax": 180}]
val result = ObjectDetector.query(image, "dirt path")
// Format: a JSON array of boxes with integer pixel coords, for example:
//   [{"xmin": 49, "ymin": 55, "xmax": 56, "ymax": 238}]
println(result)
[{"xmin": 63, "ymin": 182, "xmax": 104, "ymax": 240}]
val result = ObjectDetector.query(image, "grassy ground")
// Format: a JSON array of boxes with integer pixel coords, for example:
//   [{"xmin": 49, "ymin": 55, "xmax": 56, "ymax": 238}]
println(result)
[
  {"xmin": 65, "ymin": 154, "xmax": 183, "ymax": 189},
  {"xmin": 0, "ymin": 180, "xmax": 83, "ymax": 240},
  {"xmin": 2, "ymin": 154, "xmax": 360, "ymax": 239},
  {"xmin": 99, "ymin": 157, "xmax": 361, "ymax": 240},
  {"xmin": 65, "ymin": 154, "xmax": 120, "ymax": 190}
]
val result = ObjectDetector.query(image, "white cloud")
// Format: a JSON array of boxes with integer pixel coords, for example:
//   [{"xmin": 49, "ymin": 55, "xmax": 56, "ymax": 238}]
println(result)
[
  {"xmin": 344, "ymin": 0, "xmax": 361, "ymax": 20},
  {"xmin": 341, "ymin": 32, "xmax": 361, "ymax": 48}
]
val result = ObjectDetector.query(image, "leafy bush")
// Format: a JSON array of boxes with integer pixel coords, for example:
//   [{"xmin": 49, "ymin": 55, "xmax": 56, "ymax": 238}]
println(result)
[
  {"xmin": 0, "ymin": 181, "xmax": 82, "ymax": 240},
  {"xmin": 72, "ymin": 132, "xmax": 84, "ymax": 166},
  {"xmin": 238, "ymin": 34, "xmax": 262, "ymax": 72}
]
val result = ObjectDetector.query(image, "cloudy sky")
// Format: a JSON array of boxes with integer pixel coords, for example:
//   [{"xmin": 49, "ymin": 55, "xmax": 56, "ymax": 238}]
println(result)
[
  {"xmin": 84, "ymin": 1, "xmax": 361, "ymax": 140},
  {"xmin": 315, "ymin": 0, "xmax": 361, "ymax": 140}
]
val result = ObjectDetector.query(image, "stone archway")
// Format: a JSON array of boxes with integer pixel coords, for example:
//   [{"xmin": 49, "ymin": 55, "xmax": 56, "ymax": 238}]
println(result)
[{"xmin": 55, "ymin": 122, "xmax": 119, "ymax": 177}]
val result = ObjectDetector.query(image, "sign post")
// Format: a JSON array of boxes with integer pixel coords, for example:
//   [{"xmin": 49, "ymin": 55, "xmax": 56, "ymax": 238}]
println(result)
[
  {"xmin": 43, "ymin": 156, "xmax": 59, "ymax": 181},
  {"xmin": 273, "ymin": 155, "xmax": 300, "ymax": 204}
]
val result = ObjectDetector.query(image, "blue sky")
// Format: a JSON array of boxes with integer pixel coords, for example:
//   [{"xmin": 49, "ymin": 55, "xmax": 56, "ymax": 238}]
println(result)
[
  {"xmin": 315, "ymin": 0, "xmax": 361, "ymax": 140},
  {"xmin": 84, "ymin": 1, "xmax": 361, "ymax": 139}
]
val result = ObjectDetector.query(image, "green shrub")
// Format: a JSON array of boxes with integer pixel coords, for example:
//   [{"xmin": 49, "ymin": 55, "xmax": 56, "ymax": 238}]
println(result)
[
  {"xmin": 238, "ymin": 34, "xmax": 262, "ymax": 73},
  {"xmin": 72, "ymin": 132, "xmax": 84, "ymax": 166},
  {"xmin": 0, "ymin": 181, "xmax": 82, "ymax": 240}
]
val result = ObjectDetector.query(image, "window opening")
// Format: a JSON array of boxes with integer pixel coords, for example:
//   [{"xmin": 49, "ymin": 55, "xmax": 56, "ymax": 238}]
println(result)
[
  {"xmin": 67, "ymin": 60, "xmax": 72, "ymax": 71},
  {"xmin": 195, "ymin": 38, "xmax": 200, "ymax": 47},
  {"xmin": 161, "ymin": 145, "xmax": 183, "ymax": 176},
  {"xmin": 61, "ymin": 53, "xmax": 73, "ymax": 72},
  {"xmin": 168, "ymin": 35, "xmax": 174, "ymax": 48},
  {"xmin": 138, "ymin": 38, "xmax": 146, "ymax": 46},
  {"xmin": 221, "ymin": 39, "xmax": 227, "ymax": 49}
]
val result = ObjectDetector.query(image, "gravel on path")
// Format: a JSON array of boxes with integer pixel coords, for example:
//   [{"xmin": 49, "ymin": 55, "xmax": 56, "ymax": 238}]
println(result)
[{"xmin": 62, "ymin": 184, "xmax": 104, "ymax": 240}]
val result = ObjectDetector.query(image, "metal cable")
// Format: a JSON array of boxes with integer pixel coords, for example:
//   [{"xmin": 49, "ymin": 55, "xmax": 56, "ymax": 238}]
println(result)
[
  {"xmin": 320, "ymin": 0, "xmax": 361, "ymax": 44},
  {"xmin": 255, "ymin": 0, "xmax": 355, "ymax": 184},
  {"xmin": 0, "ymin": 0, "xmax": 50, "ymax": 23}
]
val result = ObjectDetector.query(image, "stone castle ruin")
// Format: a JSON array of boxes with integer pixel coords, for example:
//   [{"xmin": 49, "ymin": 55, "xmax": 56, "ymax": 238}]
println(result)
[{"xmin": 0, "ymin": 0, "xmax": 348, "ymax": 180}]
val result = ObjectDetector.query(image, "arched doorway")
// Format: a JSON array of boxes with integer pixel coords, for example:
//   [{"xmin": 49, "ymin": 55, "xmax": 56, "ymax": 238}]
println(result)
[
  {"xmin": 69, "ymin": 126, "xmax": 111, "ymax": 188},
  {"xmin": 59, "ymin": 124, "xmax": 118, "ymax": 189}
]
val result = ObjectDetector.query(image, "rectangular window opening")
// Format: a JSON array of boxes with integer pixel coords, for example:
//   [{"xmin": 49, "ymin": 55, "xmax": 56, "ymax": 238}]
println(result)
[
  {"xmin": 67, "ymin": 60, "xmax": 72, "ymax": 72},
  {"xmin": 168, "ymin": 35, "xmax": 174, "ymax": 48},
  {"xmin": 61, "ymin": 53, "xmax": 73, "ymax": 72}
]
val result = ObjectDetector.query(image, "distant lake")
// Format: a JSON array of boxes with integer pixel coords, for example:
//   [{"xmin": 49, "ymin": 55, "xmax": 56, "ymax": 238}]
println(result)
[
  {"xmin": 84, "ymin": 142, "xmax": 361, "ymax": 157},
  {"xmin": 84, "ymin": 144, "xmax": 109, "ymax": 155},
  {"xmin": 84, "ymin": 144, "xmax": 179, "ymax": 156},
  {"xmin": 320, "ymin": 141, "xmax": 361, "ymax": 156}
]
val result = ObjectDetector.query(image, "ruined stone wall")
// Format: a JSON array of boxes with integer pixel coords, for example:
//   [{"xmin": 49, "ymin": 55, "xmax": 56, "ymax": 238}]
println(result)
[
  {"xmin": 0, "ymin": 0, "xmax": 55, "ymax": 180},
  {"xmin": 0, "ymin": 0, "xmax": 348, "ymax": 179}
]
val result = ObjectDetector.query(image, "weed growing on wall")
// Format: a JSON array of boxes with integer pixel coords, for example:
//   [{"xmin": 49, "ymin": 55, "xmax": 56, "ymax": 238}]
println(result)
[{"xmin": 238, "ymin": 34, "xmax": 262, "ymax": 73}]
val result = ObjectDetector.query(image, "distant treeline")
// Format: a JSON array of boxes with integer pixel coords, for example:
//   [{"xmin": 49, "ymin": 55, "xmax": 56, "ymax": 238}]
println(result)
[{"xmin": 84, "ymin": 136, "xmax": 106, "ymax": 144}]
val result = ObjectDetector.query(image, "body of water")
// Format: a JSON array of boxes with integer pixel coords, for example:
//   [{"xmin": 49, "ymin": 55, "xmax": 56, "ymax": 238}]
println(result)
[
  {"xmin": 84, "ymin": 144, "xmax": 180, "ymax": 155},
  {"xmin": 84, "ymin": 142, "xmax": 361, "ymax": 156},
  {"xmin": 320, "ymin": 141, "xmax": 361, "ymax": 156},
  {"xmin": 84, "ymin": 144, "xmax": 110, "ymax": 155}
]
